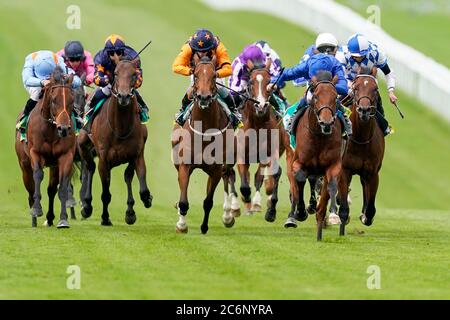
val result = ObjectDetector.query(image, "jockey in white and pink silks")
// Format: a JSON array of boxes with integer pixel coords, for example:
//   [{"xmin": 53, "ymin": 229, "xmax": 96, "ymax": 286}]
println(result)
[{"xmin": 229, "ymin": 41, "xmax": 287, "ymax": 114}]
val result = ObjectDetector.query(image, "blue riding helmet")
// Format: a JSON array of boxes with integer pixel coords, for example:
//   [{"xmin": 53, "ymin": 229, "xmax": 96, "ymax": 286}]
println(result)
[
  {"xmin": 347, "ymin": 33, "xmax": 369, "ymax": 57},
  {"xmin": 64, "ymin": 40, "xmax": 85, "ymax": 59},
  {"xmin": 189, "ymin": 29, "xmax": 218, "ymax": 52}
]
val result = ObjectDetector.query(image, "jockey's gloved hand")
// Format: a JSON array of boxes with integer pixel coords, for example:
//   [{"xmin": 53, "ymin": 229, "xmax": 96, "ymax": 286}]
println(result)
[{"xmin": 388, "ymin": 90, "xmax": 398, "ymax": 104}]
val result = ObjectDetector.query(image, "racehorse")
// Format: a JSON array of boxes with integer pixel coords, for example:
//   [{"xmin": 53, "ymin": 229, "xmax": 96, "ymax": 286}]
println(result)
[
  {"xmin": 338, "ymin": 67, "xmax": 385, "ymax": 235},
  {"xmin": 236, "ymin": 60, "xmax": 296, "ymax": 223},
  {"xmin": 15, "ymin": 67, "xmax": 76, "ymax": 228},
  {"xmin": 285, "ymin": 71, "xmax": 348, "ymax": 240},
  {"xmin": 171, "ymin": 54, "xmax": 235, "ymax": 234},
  {"xmin": 78, "ymin": 59, "xmax": 152, "ymax": 226}
]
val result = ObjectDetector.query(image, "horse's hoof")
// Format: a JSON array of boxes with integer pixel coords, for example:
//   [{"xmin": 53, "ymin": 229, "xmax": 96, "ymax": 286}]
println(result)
[
  {"xmin": 294, "ymin": 210, "xmax": 308, "ymax": 222},
  {"xmin": 306, "ymin": 204, "xmax": 317, "ymax": 215},
  {"xmin": 140, "ymin": 190, "xmax": 153, "ymax": 208},
  {"xmin": 43, "ymin": 220, "xmax": 54, "ymax": 227},
  {"xmin": 32, "ymin": 216, "xmax": 37, "ymax": 228},
  {"xmin": 101, "ymin": 219, "xmax": 113, "ymax": 226},
  {"xmin": 360, "ymin": 214, "xmax": 373, "ymax": 226},
  {"xmin": 222, "ymin": 217, "xmax": 235, "ymax": 228},
  {"xmin": 125, "ymin": 211, "xmax": 137, "ymax": 225},
  {"xmin": 200, "ymin": 225, "xmax": 209, "ymax": 234},
  {"xmin": 328, "ymin": 213, "xmax": 341, "ymax": 225},
  {"xmin": 251, "ymin": 203, "xmax": 262, "ymax": 213},
  {"xmin": 30, "ymin": 207, "xmax": 43, "ymax": 217},
  {"xmin": 284, "ymin": 217, "xmax": 298, "ymax": 228},
  {"xmin": 231, "ymin": 208, "xmax": 241, "ymax": 217},
  {"xmin": 176, "ymin": 223, "xmax": 188, "ymax": 234},
  {"xmin": 80, "ymin": 205, "xmax": 92, "ymax": 218},
  {"xmin": 57, "ymin": 220, "xmax": 70, "ymax": 229},
  {"xmin": 265, "ymin": 209, "xmax": 276, "ymax": 222}
]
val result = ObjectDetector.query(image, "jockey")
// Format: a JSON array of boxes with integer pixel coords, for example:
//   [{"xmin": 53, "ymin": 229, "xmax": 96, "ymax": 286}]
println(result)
[
  {"xmin": 229, "ymin": 42, "xmax": 286, "ymax": 114},
  {"xmin": 17, "ymin": 50, "xmax": 81, "ymax": 133},
  {"xmin": 84, "ymin": 34, "xmax": 149, "ymax": 129},
  {"xmin": 172, "ymin": 28, "xmax": 241, "ymax": 129},
  {"xmin": 272, "ymin": 53, "xmax": 351, "ymax": 136},
  {"xmin": 336, "ymin": 33, "xmax": 397, "ymax": 135},
  {"xmin": 57, "ymin": 40, "xmax": 95, "ymax": 85}
]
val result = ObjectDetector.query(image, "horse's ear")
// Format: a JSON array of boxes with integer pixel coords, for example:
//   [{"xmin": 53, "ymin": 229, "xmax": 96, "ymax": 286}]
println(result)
[
  {"xmin": 211, "ymin": 54, "xmax": 217, "ymax": 67},
  {"xmin": 66, "ymin": 74, "xmax": 74, "ymax": 86},
  {"xmin": 193, "ymin": 52, "xmax": 200, "ymax": 66},
  {"xmin": 265, "ymin": 58, "xmax": 272, "ymax": 71},
  {"xmin": 331, "ymin": 75, "xmax": 339, "ymax": 85},
  {"xmin": 371, "ymin": 67, "xmax": 377, "ymax": 77},
  {"xmin": 310, "ymin": 75, "xmax": 318, "ymax": 85}
]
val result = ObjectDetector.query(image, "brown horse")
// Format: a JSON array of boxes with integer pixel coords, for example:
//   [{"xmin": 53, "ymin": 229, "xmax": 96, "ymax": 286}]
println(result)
[
  {"xmin": 236, "ymin": 60, "xmax": 296, "ymax": 223},
  {"xmin": 15, "ymin": 67, "xmax": 76, "ymax": 228},
  {"xmin": 171, "ymin": 55, "xmax": 235, "ymax": 234},
  {"xmin": 285, "ymin": 71, "xmax": 348, "ymax": 240},
  {"xmin": 338, "ymin": 67, "xmax": 385, "ymax": 235},
  {"xmin": 78, "ymin": 59, "xmax": 152, "ymax": 226}
]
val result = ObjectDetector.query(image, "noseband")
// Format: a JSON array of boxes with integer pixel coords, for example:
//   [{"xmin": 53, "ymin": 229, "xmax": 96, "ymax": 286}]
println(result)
[
  {"xmin": 192, "ymin": 60, "xmax": 218, "ymax": 108},
  {"xmin": 353, "ymin": 75, "xmax": 378, "ymax": 117},
  {"xmin": 310, "ymin": 81, "xmax": 338, "ymax": 125},
  {"xmin": 45, "ymin": 84, "xmax": 72, "ymax": 126}
]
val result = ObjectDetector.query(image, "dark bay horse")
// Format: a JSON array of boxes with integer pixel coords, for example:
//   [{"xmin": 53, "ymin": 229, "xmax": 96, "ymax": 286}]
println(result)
[
  {"xmin": 338, "ymin": 67, "xmax": 385, "ymax": 235},
  {"xmin": 78, "ymin": 59, "xmax": 152, "ymax": 226},
  {"xmin": 15, "ymin": 67, "xmax": 76, "ymax": 228},
  {"xmin": 285, "ymin": 71, "xmax": 348, "ymax": 240},
  {"xmin": 171, "ymin": 55, "xmax": 235, "ymax": 234},
  {"xmin": 236, "ymin": 60, "xmax": 296, "ymax": 223}
]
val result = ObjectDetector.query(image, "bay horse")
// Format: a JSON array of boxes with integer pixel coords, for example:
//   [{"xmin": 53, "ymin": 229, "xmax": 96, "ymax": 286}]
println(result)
[
  {"xmin": 236, "ymin": 60, "xmax": 296, "ymax": 223},
  {"xmin": 15, "ymin": 67, "xmax": 76, "ymax": 228},
  {"xmin": 285, "ymin": 71, "xmax": 348, "ymax": 240},
  {"xmin": 78, "ymin": 59, "xmax": 152, "ymax": 226},
  {"xmin": 171, "ymin": 54, "xmax": 235, "ymax": 234},
  {"xmin": 338, "ymin": 67, "xmax": 385, "ymax": 235}
]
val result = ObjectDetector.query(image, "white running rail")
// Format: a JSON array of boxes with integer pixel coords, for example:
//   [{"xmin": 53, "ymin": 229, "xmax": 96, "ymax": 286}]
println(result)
[{"xmin": 203, "ymin": 0, "xmax": 450, "ymax": 121}]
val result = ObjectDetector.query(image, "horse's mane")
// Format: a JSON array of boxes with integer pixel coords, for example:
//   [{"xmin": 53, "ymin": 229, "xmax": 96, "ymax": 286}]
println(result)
[
  {"xmin": 315, "ymin": 70, "xmax": 333, "ymax": 82},
  {"xmin": 358, "ymin": 66, "xmax": 372, "ymax": 75},
  {"xmin": 51, "ymin": 66, "xmax": 65, "ymax": 84},
  {"xmin": 250, "ymin": 59, "xmax": 266, "ymax": 71}
]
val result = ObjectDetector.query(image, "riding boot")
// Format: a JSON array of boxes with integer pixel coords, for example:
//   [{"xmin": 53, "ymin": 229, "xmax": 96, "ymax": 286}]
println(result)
[
  {"xmin": 72, "ymin": 107, "xmax": 83, "ymax": 131},
  {"xmin": 174, "ymin": 92, "xmax": 193, "ymax": 126},
  {"xmin": 337, "ymin": 102, "xmax": 353, "ymax": 137},
  {"xmin": 376, "ymin": 93, "xmax": 391, "ymax": 136},
  {"xmin": 222, "ymin": 94, "xmax": 243, "ymax": 129},
  {"xmin": 16, "ymin": 98, "xmax": 38, "ymax": 133},
  {"xmin": 83, "ymin": 89, "xmax": 107, "ymax": 133},
  {"xmin": 135, "ymin": 90, "xmax": 149, "ymax": 124},
  {"xmin": 286, "ymin": 97, "xmax": 307, "ymax": 135}
]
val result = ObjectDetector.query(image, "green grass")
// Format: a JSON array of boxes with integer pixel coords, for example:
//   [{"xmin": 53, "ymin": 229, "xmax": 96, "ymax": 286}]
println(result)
[
  {"xmin": 336, "ymin": 0, "xmax": 450, "ymax": 68},
  {"xmin": 0, "ymin": 0, "xmax": 449, "ymax": 299}
]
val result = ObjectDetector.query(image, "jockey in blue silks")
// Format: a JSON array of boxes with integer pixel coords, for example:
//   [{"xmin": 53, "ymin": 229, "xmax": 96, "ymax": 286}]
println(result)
[
  {"xmin": 17, "ymin": 50, "xmax": 81, "ymax": 133},
  {"xmin": 273, "ymin": 53, "xmax": 352, "ymax": 137},
  {"xmin": 336, "ymin": 33, "xmax": 397, "ymax": 135}
]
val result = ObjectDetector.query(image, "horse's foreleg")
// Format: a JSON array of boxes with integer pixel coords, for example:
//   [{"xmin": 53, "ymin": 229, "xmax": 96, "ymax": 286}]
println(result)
[
  {"xmin": 98, "ymin": 159, "xmax": 112, "ymax": 226},
  {"xmin": 124, "ymin": 163, "xmax": 136, "ymax": 225},
  {"xmin": 201, "ymin": 170, "xmax": 222, "ymax": 234},
  {"xmin": 56, "ymin": 153, "xmax": 73, "ymax": 228},
  {"xmin": 30, "ymin": 152, "xmax": 44, "ymax": 227},
  {"xmin": 306, "ymin": 176, "xmax": 318, "ymax": 214},
  {"xmin": 135, "ymin": 152, "xmax": 152, "ymax": 208},
  {"xmin": 238, "ymin": 163, "xmax": 251, "ymax": 213},
  {"xmin": 326, "ymin": 162, "xmax": 342, "ymax": 226},
  {"xmin": 176, "ymin": 164, "xmax": 190, "ymax": 233},
  {"xmin": 338, "ymin": 169, "xmax": 351, "ymax": 236},
  {"xmin": 360, "ymin": 173, "xmax": 379, "ymax": 226},
  {"xmin": 316, "ymin": 177, "xmax": 330, "ymax": 241},
  {"xmin": 228, "ymin": 167, "xmax": 240, "ymax": 217},
  {"xmin": 222, "ymin": 165, "xmax": 236, "ymax": 227},
  {"xmin": 360, "ymin": 176, "xmax": 368, "ymax": 218},
  {"xmin": 19, "ymin": 160, "xmax": 34, "ymax": 209},
  {"xmin": 79, "ymin": 145, "xmax": 95, "ymax": 219},
  {"xmin": 67, "ymin": 182, "xmax": 77, "ymax": 220},
  {"xmin": 284, "ymin": 166, "xmax": 307, "ymax": 228},
  {"xmin": 265, "ymin": 166, "xmax": 281, "ymax": 223},
  {"xmin": 45, "ymin": 166, "xmax": 58, "ymax": 227},
  {"xmin": 251, "ymin": 164, "xmax": 265, "ymax": 213}
]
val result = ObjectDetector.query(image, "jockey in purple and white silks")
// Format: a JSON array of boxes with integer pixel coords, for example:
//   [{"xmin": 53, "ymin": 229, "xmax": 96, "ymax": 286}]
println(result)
[
  {"xmin": 336, "ymin": 33, "xmax": 397, "ymax": 135},
  {"xmin": 229, "ymin": 42, "xmax": 287, "ymax": 114}
]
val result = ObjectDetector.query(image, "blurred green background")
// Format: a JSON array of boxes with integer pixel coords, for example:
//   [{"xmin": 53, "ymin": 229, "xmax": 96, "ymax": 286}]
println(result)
[{"xmin": 0, "ymin": 0, "xmax": 449, "ymax": 299}]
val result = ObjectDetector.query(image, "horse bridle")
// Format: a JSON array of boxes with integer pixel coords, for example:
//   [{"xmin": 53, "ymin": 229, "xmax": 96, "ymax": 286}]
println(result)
[
  {"xmin": 192, "ymin": 60, "xmax": 218, "ymax": 108},
  {"xmin": 45, "ymin": 84, "xmax": 73, "ymax": 126},
  {"xmin": 247, "ymin": 67, "xmax": 271, "ymax": 112},
  {"xmin": 309, "ymin": 81, "xmax": 338, "ymax": 127},
  {"xmin": 111, "ymin": 61, "xmax": 137, "ymax": 100},
  {"xmin": 353, "ymin": 74, "xmax": 378, "ymax": 117}
]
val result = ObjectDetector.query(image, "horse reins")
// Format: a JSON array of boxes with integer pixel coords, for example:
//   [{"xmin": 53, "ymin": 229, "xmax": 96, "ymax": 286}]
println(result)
[
  {"xmin": 306, "ymin": 81, "xmax": 338, "ymax": 136},
  {"xmin": 44, "ymin": 84, "xmax": 72, "ymax": 126}
]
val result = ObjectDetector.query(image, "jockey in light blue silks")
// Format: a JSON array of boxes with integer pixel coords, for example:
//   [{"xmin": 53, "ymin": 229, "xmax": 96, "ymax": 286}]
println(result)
[
  {"xmin": 17, "ymin": 50, "xmax": 81, "ymax": 133},
  {"xmin": 336, "ymin": 33, "xmax": 397, "ymax": 135},
  {"xmin": 229, "ymin": 42, "xmax": 287, "ymax": 114},
  {"xmin": 276, "ymin": 52, "xmax": 352, "ymax": 138}
]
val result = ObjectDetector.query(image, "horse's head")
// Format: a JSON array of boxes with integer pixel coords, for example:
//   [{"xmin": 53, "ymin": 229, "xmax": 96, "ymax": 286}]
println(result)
[
  {"xmin": 113, "ymin": 59, "xmax": 138, "ymax": 106},
  {"xmin": 310, "ymin": 71, "xmax": 338, "ymax": 135},
  {"xmin": 192, "ymin": 54, "xmax": 217, "ymax": 109},
  {"xmin": 353, "ymin": 67, "xmax": 378, "ymax": 122},
  {"xmin": 247, "ymin": 59, "xmax": 272, "ymax": 117},
  {"xmin": 46, "ymin": 67, "xmax": 74, "ymax": 138}
]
